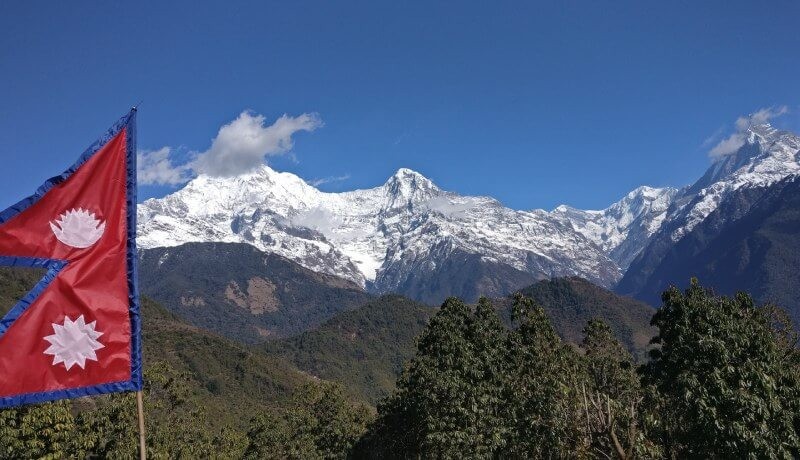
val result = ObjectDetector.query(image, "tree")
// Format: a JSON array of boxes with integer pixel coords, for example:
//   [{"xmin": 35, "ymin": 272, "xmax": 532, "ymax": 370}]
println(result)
[
  {"xmin": 0, "ymin": 400, "xmax": 78, "ymax": 459},
  {"xmin": 355, "ymin": 297, "xmax": 510, "ymax": 458},
  {"xmin": 502, "ymin": 293, "xmax": 585, "ymax": 457},
  {"xmin": 581, "ymin": 319, "xmax": 655, "ymax": 459},
  {"xmin": 244, "ymin": 412, "xmax": 293, "ymax": 460},
  {"xmin": 245, "ymin": 381, "xmax": 371, "ymax": 459},
  {"xmin": 644, "ymin": 279, "xmax": 800, "ymax": 457},
  {"xmin": 75, "ymin": 361, "xmax": 244, "ymax": 459}
]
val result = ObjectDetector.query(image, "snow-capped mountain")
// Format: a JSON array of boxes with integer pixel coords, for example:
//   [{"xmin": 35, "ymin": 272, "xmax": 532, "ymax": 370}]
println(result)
[
  {"xmin": 616, "ymin": 123, "xmax": 800, "ymax": 303},
  {"xmin": 137, "ymin": 123, "xmax": 800, "ymax": 303},
  {"xmin": 664, "ymin": 123, "xmax": 800, "ymax": 242},
  {"xmin": 551, "ymin": 186, "xmax": 679, "ymax": 269},
  {"xmin": 138, "ymin": 169, "xmax": 675, "ymax": 297}
]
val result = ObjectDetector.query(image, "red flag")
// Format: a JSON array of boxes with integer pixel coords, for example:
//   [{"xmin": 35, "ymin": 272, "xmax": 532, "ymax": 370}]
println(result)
[{"xmin": 0, "ymin": 110, "xmax": 142, "ymax": 407}]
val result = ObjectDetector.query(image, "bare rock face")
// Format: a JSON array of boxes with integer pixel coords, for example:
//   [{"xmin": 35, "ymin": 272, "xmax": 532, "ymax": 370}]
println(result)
[{"xmin": 225, "ymin": 278, "xmax": 279, "ymax": 315}]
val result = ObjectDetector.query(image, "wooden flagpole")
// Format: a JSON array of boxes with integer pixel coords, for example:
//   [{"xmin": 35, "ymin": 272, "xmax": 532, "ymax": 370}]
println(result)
[{"xmin": 136, "ymin": 390, "xmax": 146, "ymax": 460}]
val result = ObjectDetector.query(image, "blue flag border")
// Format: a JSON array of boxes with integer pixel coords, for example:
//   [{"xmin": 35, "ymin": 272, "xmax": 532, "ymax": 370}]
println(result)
[{"xmin": 0, "ymin": 109, "xmax": 143, "ymax": 408}]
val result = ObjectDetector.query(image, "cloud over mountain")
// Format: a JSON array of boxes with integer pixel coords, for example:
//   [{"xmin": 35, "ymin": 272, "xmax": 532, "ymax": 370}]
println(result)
[
  {"xmin": 709, "ymin": 106, "xmax": 789, "ymax": 159},
  {"xmin": 137, "ymin": 111, "xmax": 322, "ymax": 185}
]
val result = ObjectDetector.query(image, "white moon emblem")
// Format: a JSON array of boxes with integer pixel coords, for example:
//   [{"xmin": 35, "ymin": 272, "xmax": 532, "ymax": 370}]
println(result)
[{"xmin": 49, "ymin": 208, "xmax": 106, "ymax": 248}]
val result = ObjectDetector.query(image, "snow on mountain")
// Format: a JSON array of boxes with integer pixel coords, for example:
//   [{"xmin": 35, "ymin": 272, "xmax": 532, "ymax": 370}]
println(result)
[
  {"xmin": 138, "ymin": 166, "xmax": 671, "ymax": 291},
  {"xmin": 137, "ymin": 123, "xmax": 800, "ymax": 297},
  {"xmin": 665, "ymin": 124, "xmax": 800, "ymax": 242},
  {"xmin": 551, "ymin": 186, "xmax": 679, "ymax": 269}
]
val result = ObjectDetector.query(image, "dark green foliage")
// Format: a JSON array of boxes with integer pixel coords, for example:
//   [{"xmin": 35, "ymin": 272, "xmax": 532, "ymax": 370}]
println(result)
[
  {"xmin": 358, "ymin": 295, "xmax": 591, "ymax": 458},
  {"xmin": 243, "ymin": 381, "xmax": 372, "ymax": 459},
  {"xmin": 506, "ymin": 277, "xmax": 655, "ymax": 359},
  {"xmin": 0, "ymin": 400, "xmax": 76, "ymax": 459},
  {"xmin": 356, "ymin": 297, "xmax": 511, "ymax": 457},
  {"xmin": 502, "ymin": 293, "xmax": 585, "ymax": 457},
  {"xmin": 581, "ymin": 320, "xmax": 655, "ymax": 458},
  {"xmin": 265, "ymin": 295, "xmax": 434, "ymax": 404},
  {"xmin": 139, "ymin": 242, "xmax": 373, "ymax": 343},
  {"xmin": 359, "ymin": 281, "xmax": 800, "ymax": 458},
  {"xmin": 0, "ymin": 362, "xmax": 251, "ymax": 459},
  {"xmin": 644, "ymin": 279, "xmax": 800, "ymax": 457},
  {"xmin": 76, "ymin": 362, "xmax": 248, "ymax": 458},
  {"xmin": 0, "ymin": 266, "xmax": 45, "ymax": 317}
]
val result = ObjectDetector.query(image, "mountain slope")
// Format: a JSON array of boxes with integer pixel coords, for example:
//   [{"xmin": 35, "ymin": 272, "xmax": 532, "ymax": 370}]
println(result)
[
  {"xmin": 617, "ymin": 124, "xmax": 800, "ymax": 314},
  {"xmin": 266, "ymin": 279, "xmax": 655, "ymax": 404},
  {"xmin": 138, "ymin": 242, "xmax": 373, "ymax": 343},
  {"xmin": 137, "ymin": 121, "xmax": 800, "ymax": 305},
  {"xmin": 618, "ymin": 177, "xmax": 800, "ymax": 321},
  {"xmin": 265, "ymin": 295, "xmax": 434, "ymax": 404}
]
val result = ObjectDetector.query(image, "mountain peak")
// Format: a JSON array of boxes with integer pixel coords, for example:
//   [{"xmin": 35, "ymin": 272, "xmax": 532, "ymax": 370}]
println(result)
[
  {"xmin": 390, "ymin": 167, "xmax": 431, "ymax": 182},
  {"xmin": 383, "ymin": 168, "xmax": 438, "ymax": 196},
  {"xmin": 746, "ymin": 123, "xmax": 779, "ymax": 140}
]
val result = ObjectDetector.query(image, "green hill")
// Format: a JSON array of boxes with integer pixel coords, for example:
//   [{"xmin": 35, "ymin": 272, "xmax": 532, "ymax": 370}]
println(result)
[
  {"xmin": 265, "ymin": 295, "xmax": 434, "ymax": 404},
  {"xmin": 497, "ymin": 277, "xmax": 655, "ymax": 358}
]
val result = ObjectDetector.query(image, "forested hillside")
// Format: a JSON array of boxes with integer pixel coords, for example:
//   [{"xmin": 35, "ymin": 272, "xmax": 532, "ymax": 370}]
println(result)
[
  {"xmin": 2, "ymin": 269, "xmax": 799, "ymax": 457},
  {"xmin": 496, "ymin": 277, "xmax": 655, "ymax": 357},
  {"xmin": 266, "ymin": 295, "xmax": 434, "ymax": 403},
  {"xmin": 139, "ymin": 242, "xmax": 373, "ymax": 342}
]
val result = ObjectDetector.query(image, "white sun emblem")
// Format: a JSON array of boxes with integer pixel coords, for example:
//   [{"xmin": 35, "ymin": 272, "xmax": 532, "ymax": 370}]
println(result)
[
  {"xmin": 49, "ymin": 207, "xmax": 106, "ymax": 248},
  {"xmin": 43, "ymin": 315, "xmax": 105, "ymax": 370}
]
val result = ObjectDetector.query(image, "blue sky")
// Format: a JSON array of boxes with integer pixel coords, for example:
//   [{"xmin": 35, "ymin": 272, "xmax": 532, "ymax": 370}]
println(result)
[{"xmin": 1, "ymin": 1, "xmax": 799, "ymax": 211}]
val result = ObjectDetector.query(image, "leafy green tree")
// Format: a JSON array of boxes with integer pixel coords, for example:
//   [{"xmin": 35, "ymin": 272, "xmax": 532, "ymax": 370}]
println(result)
[
  {"xmin": 244, "ymin": 412, "xmax": 293, "ymax": 459},
  {"xmin": 245, "ymin": 381, "xmax": 371, "ymax": 459},
  {"xmin": 76, "ymin": 361, "xmax": 242, "ymax": 459},
  {"xmin": 463, "ymin": 297, "xmax": 511, "ymax": 455},
  {"xmin": 355, "ymin": 297, "xmax": 510, "ymax": 458},
  {"xmin": 502, "ymin": 293, "xmax": 585, "ymax": 457},
  {"xmin": 581, "ymin": 319, "xmax": 657, "ymax": 459},
  {"xmin": 644, "ymin": 279, "xmax": 800, "ymax": 457},
  {"xmin": 0, "ymin": 400, "xmax": 78, "ymax": 459}
]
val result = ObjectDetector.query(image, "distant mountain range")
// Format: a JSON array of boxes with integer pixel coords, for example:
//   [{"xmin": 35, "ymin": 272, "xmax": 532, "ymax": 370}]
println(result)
[{"xmin": 137, "ymin": 123, "xmax": 800, "ymax": 315}]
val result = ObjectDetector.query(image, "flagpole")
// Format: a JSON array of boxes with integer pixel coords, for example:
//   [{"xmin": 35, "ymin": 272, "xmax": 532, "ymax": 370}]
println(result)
[{"xmin": 136, "ymin": 390, "xmax": 146, "ymax": 460}]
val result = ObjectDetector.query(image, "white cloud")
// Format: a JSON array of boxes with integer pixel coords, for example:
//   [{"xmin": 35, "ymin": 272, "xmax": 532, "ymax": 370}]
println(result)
[
  {"xmin": 137, "ymin": 111, "xmax": 323, "ymax": 186},
  {"xmin": 137, "ymin": 147, "xmax": 190, "ymax": 186},
  {"xmin": 192, "ymin": 111, "xmax": 322, "ymax": 177},
  {"xmin": 736, "ymin": 106, "xmax": 788, "ymax": 131},
  {"xmin": 310, "ymin": 174, "xmax": 351, "ymax": 187},
  {"xmin": 709, "ymin": 134, "xmax": 747, "ymax": 159},
  {"xmin": 709, "ymin": 106, "xmax": 789, "ymax": 159}
]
